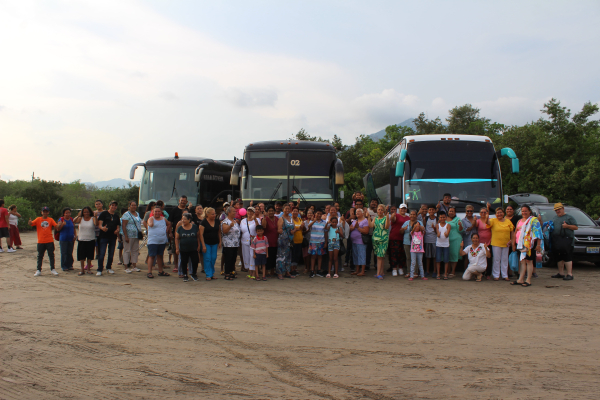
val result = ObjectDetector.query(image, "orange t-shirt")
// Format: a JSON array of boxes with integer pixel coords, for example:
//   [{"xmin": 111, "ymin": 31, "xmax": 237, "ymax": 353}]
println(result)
[{"xmin": 31, "ymin": 217, "xmax": 57, "ymax": 244}]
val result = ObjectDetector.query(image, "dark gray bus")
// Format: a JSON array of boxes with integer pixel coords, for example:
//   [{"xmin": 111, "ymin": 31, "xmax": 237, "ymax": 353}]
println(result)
[{"xmin": 230, "ymin": 140, "xmax": 344, "ymax": 208}]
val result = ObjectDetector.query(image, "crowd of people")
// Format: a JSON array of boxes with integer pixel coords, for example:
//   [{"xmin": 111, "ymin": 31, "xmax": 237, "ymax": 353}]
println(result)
[{"xmin": 0, "ymin": 193, "xmax": 579, "ymax": 286}]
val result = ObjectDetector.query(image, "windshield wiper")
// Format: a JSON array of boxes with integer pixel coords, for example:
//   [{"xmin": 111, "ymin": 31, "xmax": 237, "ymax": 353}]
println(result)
[
  {"xmin": 292, "ymin": 185, "xmax": 308, "ymax": 208},
  {"xmin": 266, "ymin": 181, "xmax": 282, "ymax": 206},
  {"xmin": 171, "ymin": 178, "xmax": 179, "ymax": 200}
]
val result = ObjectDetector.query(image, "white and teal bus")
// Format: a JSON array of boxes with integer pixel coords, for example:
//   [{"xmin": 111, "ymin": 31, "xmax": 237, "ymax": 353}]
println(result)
[{"xmin": 364, "ymin": 135, "xmax": 519, "ymax": 215}]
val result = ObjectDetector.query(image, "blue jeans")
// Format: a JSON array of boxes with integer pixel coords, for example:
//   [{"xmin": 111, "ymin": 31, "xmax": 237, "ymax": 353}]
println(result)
[
  {"xmin": 59, "ymin": 240, "xmax": 74, "ymax": 270},
  {"xmin": 410, "ymin": 252, "xmax": 424, "ymax": 278},
  {"xmin": 98, "ymin": 237, "xmax": 117, "ymax": 272},
  {"xmin": 204, "ymin": 244, "xmax": 218, "ymax": 278}
]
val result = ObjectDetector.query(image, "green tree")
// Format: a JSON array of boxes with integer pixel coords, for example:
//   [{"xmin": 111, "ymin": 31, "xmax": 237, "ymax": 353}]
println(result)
[{"xmin": 3, "ymin": 196, "xmax": 37, "ymax": 231}]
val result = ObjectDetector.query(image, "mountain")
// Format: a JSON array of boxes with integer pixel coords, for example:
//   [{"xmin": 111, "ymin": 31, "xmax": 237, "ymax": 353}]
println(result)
[
  {"xmin": 85, "ymin": 178, "xmax": 138, "ymax": 188},
  {"xmin": 368, "ymin": 118, "xmax": 416, "ymax": 141}
]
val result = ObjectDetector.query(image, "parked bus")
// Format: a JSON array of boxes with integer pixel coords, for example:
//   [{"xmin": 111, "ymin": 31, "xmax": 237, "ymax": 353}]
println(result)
[
  {"xmin": 364, "ymin": 135, "xmax": 519, "ymax": 215},
  {"xmin": 130, "ymin": 153, "xmax": 238, "ymax": 216},
  {"xmin": 230, "ymin": 140, "xmax": 344, "ymax": 208}
]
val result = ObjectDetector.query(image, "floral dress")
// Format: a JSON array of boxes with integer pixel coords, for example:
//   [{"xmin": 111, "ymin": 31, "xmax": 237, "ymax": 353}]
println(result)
[
  {"xmin": 372, "ymin": 216, "xmax": 389, "ymax": 258},
  {"xmin": 276, "ymin": 215, "xmax": 295, "ymax": 275}
]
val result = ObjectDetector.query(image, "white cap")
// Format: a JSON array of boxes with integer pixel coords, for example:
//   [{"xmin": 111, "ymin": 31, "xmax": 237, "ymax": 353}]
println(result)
[{"xmin": 399, "ymin": 203, "xmax": 408, "ymax": 209}]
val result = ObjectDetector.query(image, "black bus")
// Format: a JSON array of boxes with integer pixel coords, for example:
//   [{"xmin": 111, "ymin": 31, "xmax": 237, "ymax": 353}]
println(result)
[
  {"xmin": 230, "ymin": 140, "xmax": 344, "ymax": 208},
  {"xmin": 364, "ymin": 134, "xmax": 519, "ymax": 216},
  {"xmin": 130, "ymin": 153, "xmax": 238, "ymax": 215}
]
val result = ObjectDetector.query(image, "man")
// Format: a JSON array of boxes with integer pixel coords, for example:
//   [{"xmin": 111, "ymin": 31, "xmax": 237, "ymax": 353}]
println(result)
[
  {"xmin": 0, "ymin": 199, "xmax": 14, "ymax": 252},
  {"xmin": 97, "ymin": 201, "xmax": 121, "ymax": 276},
  {"xmin": 437, "ymin": 193, "xmax": 452, "ymax": 215},
  {"xmin": 169, "ymin": 195, "xmax": 188, "ymax": 275},
  {"xmin": 364, "ymin": 199, "xmax": 378, "ymax": 270},
  {"xmin": 550, "ymin": 203, "xmax": 578, "ymax": 281},
  {"xmin": 29, "ymin": 206, "xmax": 58, "ymax": 276},
  {"xmin": 275, "ymin": 202, "xmax": 283, "ymax": 218}
]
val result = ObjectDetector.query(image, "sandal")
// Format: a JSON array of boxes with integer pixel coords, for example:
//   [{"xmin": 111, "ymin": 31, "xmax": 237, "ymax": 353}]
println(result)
[
  {"xmin": 147, "ymin": 273, "xmax": 154, "ymax": 278},
  {"xmin": 522, "ymin": 282, "xmax": 531, "ymax": 287},
  {"xmin": 157, "ymin": 271, "xmax": 170, "ymax": 277},
  {"xmin": 206, "ymin": 277, "xmax": 212, "ymax": 281},
  {"xmin": 262, "ymin": 277, "xmax": 268, "ymax": 281},
  {"xmin": 443, "ymin": 276, "xmax": 448, "ymax": 280},
  {"xmin": 333, "ymin": 274, "xmax": 339, "ymax": 279},
  {"xmin": 78, "ymin": 271, "xmax": 85, "ymax": 276},
  {"xmin": 448, "ymin": 274, "xmax": 455, "ymax": 278},
  {"xmin": 510, "ymin": 281, "xmax": 522, "ymax": 285},
  {"xmin": 436, "ymin": 276, "xmax": 441, "ymax": 280}
]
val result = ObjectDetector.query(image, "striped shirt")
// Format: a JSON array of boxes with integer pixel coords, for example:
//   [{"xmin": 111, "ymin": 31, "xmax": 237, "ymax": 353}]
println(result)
[
  {"xmin": 251, "ymin": 236, "xmax": 269, "ymax": 254},
  {"xmin": 310, "ymin": 221, "xmax": 326, "ymax": 244}
]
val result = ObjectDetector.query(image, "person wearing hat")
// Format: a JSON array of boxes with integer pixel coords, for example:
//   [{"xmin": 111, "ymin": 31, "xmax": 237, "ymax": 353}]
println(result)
[
  {"xmin": 29, "ymin": 206, "xmax": 59, "ymax": 276},
  {"xmin": 550, "ymin": 203, "xmax": 578, "ymax": 280}
]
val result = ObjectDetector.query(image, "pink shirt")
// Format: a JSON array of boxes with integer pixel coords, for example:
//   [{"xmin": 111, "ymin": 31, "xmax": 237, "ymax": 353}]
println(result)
[
  {"xmin": 515, "ymin": 219, "xmax": 526, "ymax": 242},
  {"xmin": 476, "ymin": 219, "xmax": 492, "ymax": 245}
]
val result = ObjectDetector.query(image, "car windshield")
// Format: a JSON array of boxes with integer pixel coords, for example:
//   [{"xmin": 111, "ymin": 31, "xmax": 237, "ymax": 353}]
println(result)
[{"xmin": 535, "ymin": 207, "xmax": 596, "ymax": 226}]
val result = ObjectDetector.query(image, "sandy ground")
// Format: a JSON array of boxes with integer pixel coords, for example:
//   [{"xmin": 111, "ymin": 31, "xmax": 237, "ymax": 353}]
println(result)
[{"xmin": 1, "ymin": 232, "xmax": 600, "ymax": 400}]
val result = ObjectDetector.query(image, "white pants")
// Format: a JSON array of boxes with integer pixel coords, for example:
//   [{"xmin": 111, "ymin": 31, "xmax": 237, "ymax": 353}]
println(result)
[
  {"xmin": 463, "ymin": 264, "xmax": 486, "ymax": 280},
  {"xmin": 242, "ymin": 242, "xmax": 255, "ymax": 271},
  {"xmin": 492, "ymin": 246, "xmax": 509, "ymax": 279}
]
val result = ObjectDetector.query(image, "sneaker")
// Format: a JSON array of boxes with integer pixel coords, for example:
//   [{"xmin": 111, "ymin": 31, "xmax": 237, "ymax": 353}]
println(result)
[
  {"xmin": 316, "ymin": 271, "xmax": 326, "ymax": 277},
  {"xmin": 551, "ymin": 273, "xmax": 564, "ymax": 279},
  {"xmin": 133, "ymin": 267, "xmax": 141, "ymax": 272},
  {"xmin": 563, "ymin": 275, "xmax": 574, "ymax": 280},
  {"xmin": 51, "ymin": 269, "xmax": 59, "ymax": 276},
  {"xmin": 392, "ymin": 270, "xmax": 398, "ymax": 277},
  {"xmin": 183, "ymin": 275, "xmax": 189, "ymax": 282},
  {"xmin": 96, "ymin": 271, "xmax": 102, "ymax": 276},
  {"xmin": 125, "ymin": 269, "xmax": 132, "ymax": 274},
  {"xmin": 190, "ymin": 274, "xmax": 199, "ymax": 281},
  {"xmin": 341, "ymin": 267, "xmax": 344, "ymax": 272},
  {"xmin": 107, "ymin": 269, "xmax": 115, "ymax": 274},
  {"xmin": 309, "ymin": 271, "xmax": 315, "ymax": 278},
  {"xmin": 7, "ymin": 248, "xmax": 16, "ymax": 253},
  {"xmin": 398, "ymin": 268, "xmax": 404, "ymax": 276},
  {"xmin": 34, "ymin": 270, "xmax": 41, "ymax": 277}
]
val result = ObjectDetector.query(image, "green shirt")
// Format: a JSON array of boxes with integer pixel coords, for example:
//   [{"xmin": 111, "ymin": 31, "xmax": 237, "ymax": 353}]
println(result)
[{"xmin": 551, "ymin": 214, "xmax": 577, "ymax": 244}]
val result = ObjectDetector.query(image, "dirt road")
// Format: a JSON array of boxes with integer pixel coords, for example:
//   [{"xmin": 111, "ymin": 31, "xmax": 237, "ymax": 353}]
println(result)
[{"xmin": 1, "ymin": 232, "xmax": 599, "ymax": 399}]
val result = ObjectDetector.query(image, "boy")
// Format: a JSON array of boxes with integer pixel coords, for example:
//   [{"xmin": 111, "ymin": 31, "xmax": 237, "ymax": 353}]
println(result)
[
  {"xmin": 251, "ymin": 224, "xmax": 269, "ymax": 281},
  {"xmin": 434, "ymin": 211, "xmax": 451, "ymax": 280},
  {"xmin": 325, "ymin": 216, "xmax": 343, "ymax": 278},
  {"xmin": 0, "ymin": 199, "xmax": 14, "ymax": 253},
  {"xmin": 424, "ymin": 205, "xmax": 438, "ymax": 277},
  {"xmin": 29, "ymin": 206, "xmax": 58, "ymax": 276}
]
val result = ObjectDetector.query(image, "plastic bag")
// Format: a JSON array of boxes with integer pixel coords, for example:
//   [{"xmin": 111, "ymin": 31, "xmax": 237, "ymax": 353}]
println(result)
[{"xmin": 509, "ymin": 251, "xmax": 520, "ymax": 272}]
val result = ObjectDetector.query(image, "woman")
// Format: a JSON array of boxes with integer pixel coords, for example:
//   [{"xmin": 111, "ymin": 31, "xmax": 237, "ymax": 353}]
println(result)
[
  {"xmin": 142, "ymin": 201, "xmax": 156, "ymax": 229},
  {"xmin": 461, "ymin": 205, "xmax": 478, "ymax": 271},
  {"xmin": 389, "ymin": 205, "xmax": 409, "ymax": 276},
  {"xmin": 446, "ymin": 206, "xmax": 464, "ymax": 278},
  {"xmin": 146, "ymin": 207, "xmax": 171, "ymax": 278},
  {"xmin": 302, "ymin": 209, "xmax": 314, "ymax": 273},
  {"xmin": 175, "ymin": 213, "xmax": 200, "ymax": 282},
  {"xmin": 261, "ymin": 206, "xmax": 279, "ymax": 276},
  {"xmin": 505, "ymin": 204, "xmax": 519, "ymax": 278},
  {"xmin": 200, "ymin": 207, "xmax": 221, "ymax": 281},
  {"xmin": 93, "ymin": 199, "xmax": 105, "ymax": 258},
  {"xmin": 121, "ymin": 200, "xmax": 143, "ymax": 273},
  {"xmin": 460, "ymin": 233, "xmax": 491, "ymax": 282},
  {"xmin": 475, "ymin": 207, "xmax": 493, "ymax": 278},
  {"xmin": 291, "ymin": 207, "xmax": 304, "ymax": 276},
  {"xmin": 512, "ymin": 205, "xmax": 543, "ymax": 287},
  {"xmin": 56, "ymin": 207, "xmax": 76, "ymax": 271},
  {"xmin": 369, "ymin": 204, "xmax": 390, "ymax": 279},
  {"xmin": 487, "ymin": 207, "xmax": 515, "ymax": 281},
  {"xmin": 349, "ymin": 208, "xmax": 369, "ymax": 277},
  {"xmin": 74, "ymin": 206, "xmax": 97, "ymax": 275},
  {"xmin": 8, "ymin": 205, "xmax": 22, "ymax": 249},
  {"xmin": 308, "ymin": 209, "xmax": 327, "ymax": 277},
  {"xmin": 276, "ymin": 204, "xmax": 296, "ymax": 279},
  {"xmin": 221, "ymin": 206, "xmax": 241, "ymax": 280},
  {"xmin": 191, "ymin": 204, "xmax": 205, "ymax": 272},
  {"xmin": 240, "ymin": 207, "xmax": 259, "ymax": 279}
]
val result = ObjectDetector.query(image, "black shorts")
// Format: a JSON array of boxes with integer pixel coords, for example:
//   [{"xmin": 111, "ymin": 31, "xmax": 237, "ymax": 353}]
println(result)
[
  {"xmin": 552, "ymin": 247, "xmax": 573, "ymax": 263},
  {"xmin": 77, "ymin": 240, "xmax": 95, "ymax": 261},
  {"xmin": 0, "ymin": 227, "xmax": 9, "ymax": 238}
]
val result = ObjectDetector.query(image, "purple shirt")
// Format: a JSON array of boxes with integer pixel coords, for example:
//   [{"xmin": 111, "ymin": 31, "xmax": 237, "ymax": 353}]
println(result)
[{"xmin": 350, "ymin": 218, "xmax": 369, "ymax": 245}]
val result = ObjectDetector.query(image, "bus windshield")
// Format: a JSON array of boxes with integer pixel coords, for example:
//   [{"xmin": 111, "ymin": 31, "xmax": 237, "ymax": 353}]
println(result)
[
  {"xmin": 242, "ymin": 151, "xmax": 334, "ymax": 203},
  {"xmin": 139, "ymin": 166, "xmax": 198, "ymax": 206},
  {"xmin": 404, "ymin": 141, "xmax": 502, "ymax": 211}
]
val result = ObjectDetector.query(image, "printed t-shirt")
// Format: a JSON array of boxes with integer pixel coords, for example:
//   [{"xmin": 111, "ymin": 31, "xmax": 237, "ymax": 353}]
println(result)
[
  {"xmin": 200, "ymin": 219, "xmax": 220, "ymax": 246},
  {"xmin": 310, "ymin": 221, "xmax": 326, "ymax": 244},
  {"xmin": 263, "ymin": 216, "xmax": 279, "ymax": 248},
  {"xmin": 177, "ymin": 224, "xmax": 199, "ymax": 252},
  {"xmin": 251, "ymin": 236, "xmax": 269, "ymax": 255},
  {"xmin": 390, "ymin": 214, "xmax": 409, "ymax": 241},
  {"xmin": 0, "ymin": 207, "xmax": 8, "ymax": 228},
  {"xmin": 401, "ymin": 220, "xmax": 423, "ymax": 245},
  {"xmin": 327, "ymin": 226, "xmax": 340, "ymax": 246},
  {"xmin": 292, "ymin": 217, "xmax": 303, "ymax": 244},
  {"xmin": 58, "ymin": 218, "xmax": 75, "ymax": 241},
  {"xmin": 122, "ymin": 212, "xmax": 142, "ymax": 238},
  {"xmin": 98, "ymin": 211, "xmax": 121, "ymax": 240},
  {"xmin": 487, "ymin": 218, "xmax": 514, "ymax": 248},
  {"xmin": 350, "ymin": 218, "xmax": 369, "ymax": 245},
  {"xmin": 31, "ymin": 217, "xmax": 57, "ymax": 243}
]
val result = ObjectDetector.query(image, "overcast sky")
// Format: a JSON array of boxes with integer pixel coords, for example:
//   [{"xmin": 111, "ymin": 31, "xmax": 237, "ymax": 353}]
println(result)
[{"xmin": 1, "ymin": 0, "xmax": 599, "ymax": 183}]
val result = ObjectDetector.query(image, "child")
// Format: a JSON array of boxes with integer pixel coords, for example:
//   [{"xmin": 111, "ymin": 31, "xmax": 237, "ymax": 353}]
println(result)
[
  {"xmin": 409, "ymin": 214, "xmax": 427, "ymax": 281},
  {"xmin": 325, "ymin": 216, "xmax": 343, "ymax": 278},
  {"xmin": 308, "ymin": 210, "xmax": 327, "ymax": 278},
  {"xmin": 29, "ymin": 206, "xmax": 58, "ymax": 276},
  {"xmin": 424, "ymin": 205, "xmax": 437, "ymax": 277},
  {"xmin": 435, "ymin": 211, "xmax": 451, "ymax": 280},
  {"xmin": 251, "ymin": 224, "xmax": 269, "ymax": 281}
]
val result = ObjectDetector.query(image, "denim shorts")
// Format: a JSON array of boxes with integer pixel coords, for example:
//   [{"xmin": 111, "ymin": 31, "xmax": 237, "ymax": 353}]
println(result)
[
  {"xmin": 436, "ymin": 246, "xmax": 450, "ymax": 263},
  {"xmin": 148, "ymin": 243, "xmax": 167, "ymax": 257},
  {"xmin": 328, "ymin": 240, "xmax": 340, "ymax": 251}
]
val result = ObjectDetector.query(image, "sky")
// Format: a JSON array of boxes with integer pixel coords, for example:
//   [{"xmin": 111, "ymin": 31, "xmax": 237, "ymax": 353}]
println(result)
[{"xmin": 1, "ymin": 0, "xmax": 599, "ymax": 183}]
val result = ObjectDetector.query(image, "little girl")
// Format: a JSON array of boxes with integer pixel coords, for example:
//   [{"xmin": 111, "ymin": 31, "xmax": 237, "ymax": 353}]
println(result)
[
  {"xmin": 251, "ymin": 225, "xmax": 269, "ymax": 281},
  {"xmin": 409, "ymin": 218, "xmax": 426, "ymax": 281},
  {"xmin": 325, "ymin": 217, "xmax": 343, "ymax": 278}
]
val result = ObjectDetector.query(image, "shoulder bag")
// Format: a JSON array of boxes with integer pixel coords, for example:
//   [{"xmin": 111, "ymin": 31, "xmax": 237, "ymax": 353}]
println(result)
[
  {"xmin": 129, "ymin": 212, "xmax": 144, "ymax": 240},
  {"xmin": 553, "ymin": 222, "xmax": 572, "ymax": 253}
]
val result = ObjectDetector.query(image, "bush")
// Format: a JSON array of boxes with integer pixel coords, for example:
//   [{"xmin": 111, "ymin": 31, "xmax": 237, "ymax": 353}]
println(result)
[{"xmin": 3, "ymin": 196, "xmax": 37, "ymax": 231}]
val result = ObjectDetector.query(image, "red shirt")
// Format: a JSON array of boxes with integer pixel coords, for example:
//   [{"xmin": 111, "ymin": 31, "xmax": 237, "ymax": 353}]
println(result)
[
  {"xmin": 0, "ymin": 207, "xmax": 8, "ymax": 228},
  {"xmin": 390, "ymin": 214, "xmax": 409, "ymax": 241},
  {"xmin": 263, "ymin": 216, "xmax": 279, "ymax": 248}
]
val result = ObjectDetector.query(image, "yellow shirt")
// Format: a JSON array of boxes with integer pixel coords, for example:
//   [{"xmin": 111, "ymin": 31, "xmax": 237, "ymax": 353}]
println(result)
[
  {"xmin": 487, "ymin": 218, "xmax": 514, "ymax": 247},
  {"xmin": 293, "ymin": 217, "xmax": 304, "ymax": 244}
]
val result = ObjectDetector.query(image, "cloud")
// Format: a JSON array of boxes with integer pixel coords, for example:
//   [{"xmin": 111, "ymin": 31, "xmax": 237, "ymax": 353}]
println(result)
[
  {"xmin": 225, "ymin": 87, "xmax": 278, "ymax": 107},
  {"xmin": 159, "ymin": 91, "xmax": 178, "ymax": 101},
  {"xmin": 351, "ymin": 89, "xmax": 419, "ymax": 126}
]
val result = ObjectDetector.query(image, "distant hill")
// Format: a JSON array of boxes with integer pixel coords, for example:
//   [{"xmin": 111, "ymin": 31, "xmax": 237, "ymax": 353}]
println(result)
[
  {"xmin": 368, "ymin": 118, "xmax": 416, "ymax": 141},
  {"xmin": 85, "ymin": 178, "xmax": 138, "ymax": 188}
]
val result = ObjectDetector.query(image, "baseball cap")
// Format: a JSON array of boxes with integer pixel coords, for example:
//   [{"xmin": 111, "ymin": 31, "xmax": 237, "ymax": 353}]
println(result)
[
  {"xmin": 553, "ymin": 202, "xmax": 564, "ymax": 211},
  {"xmin": 399, "ymin": 203, "xmax": 407, "ymax": 209},
  {"xmin": 247, "ymin": 206, "xmax": 255, "ymax": 212},
  {"xmin": 42, "ymin": 206, "xmax": 49, "ymax": 211},
  {"xmin": 223, "ymin": 202, "xmax": 230, "ymax": 207}
]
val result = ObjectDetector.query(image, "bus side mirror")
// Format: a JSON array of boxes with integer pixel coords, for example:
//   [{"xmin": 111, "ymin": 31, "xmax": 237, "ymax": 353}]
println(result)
[
  {"xmin": 230, "ymin": 160, "xmax": 245, "ymax": 186},
  {"xmin": 195, "ymin": 163, "xmax": 208, "ymax": 182},
  {"xmin": 130, "ymin": 163, "xmax": 145, "ymax": 180},
  {"xmin": 512, "ymin": 158, "xmax": 520, "ymax": 174},
  {"xmin": 334, "ymin": 159, "xmax": 344, "ymax": 185},
  {"xmin": 500, "ymin": 148, "xmax": 519, "ymax": 174},
  {"xmin": 395, "ymin": 162, "xmax": 405, "ymax": 177}
]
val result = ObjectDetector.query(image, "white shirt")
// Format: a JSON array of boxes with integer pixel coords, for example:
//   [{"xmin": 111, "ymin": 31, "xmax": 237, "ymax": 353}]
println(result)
[
  {"xmin": 240, "ymin": 218, "xmax": 258, "ymax": 245},
  {"xmin": 9, "ymin": 214, "xmax": 18, "ymax": 226},
  {"xmin": 464, "ymin": 244, "xmax": 488, "ymax": 270},
  {"xmin": 436, "ymin": 223, "xmax": 450, "ymax": 247}
]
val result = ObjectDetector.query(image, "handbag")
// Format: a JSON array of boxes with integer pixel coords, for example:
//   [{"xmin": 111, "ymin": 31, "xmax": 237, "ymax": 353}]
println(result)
[
  {"xmin": 129, "ymin": 212, "xmax": 144, "ymax": 240},
  {"xmin": 509, "ymin": 251, "xmax": 519, "ymax": 272},
  {"xmin": 361, "ymin": 234, "xmax": 372, "ymax": 245},
  {"xmin": 338, "ymin": 239, "xmax": 346, "ymax": 256}
]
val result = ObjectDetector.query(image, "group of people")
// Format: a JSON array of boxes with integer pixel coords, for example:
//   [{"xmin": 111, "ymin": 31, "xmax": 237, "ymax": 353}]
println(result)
[{"xmin": 3, "ymin": 192, "xmax": 579, "ymax": 287}]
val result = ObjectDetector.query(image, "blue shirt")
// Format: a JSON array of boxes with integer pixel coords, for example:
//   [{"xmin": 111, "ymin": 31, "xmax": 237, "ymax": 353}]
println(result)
[
  {"xmin": 59, "ymin": 218, "xmax": 75, "ymax": 241},
  {"xmin": 401, "ymin": 220, "xmax": 423, "ymax": 245},
  {"xmin": 310, "ymin": 221, "xmax": 326, "ymax": 244}
]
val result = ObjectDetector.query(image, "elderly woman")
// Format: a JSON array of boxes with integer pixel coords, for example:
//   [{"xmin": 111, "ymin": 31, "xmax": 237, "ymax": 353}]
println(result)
[
  {"xmin": 446, "ymin": 206, "xmax": 464, "ymax": 278},
  {"xmin": 200, "ymin": 207, "xmax": 221, "ymax": 281},
  {"xmin": 262, "ymin": 205, "xmax": 279, "ymax": 276},
  {"xmin": 370, "ymin": 204, "xmax": 390, "ymax": 279},
  {"xmin": 460, "ymin": 233, "xmax": 491, "ymax": 281},
  {"xmin": 221, "ymin": 206, "xmax": 241, "ymax": 280},
  {"xmin": 240, "ymin": 207, "xmax": 259, "ymax": 279},
  {"xmin": 475, "ymin": 207, "xmax": 493, "ymax": 278},
  {"xmin": 276, "ymin": 204, "xmax": 296, "ymax": 279},
  {"xmin": 461, "ymin": 204, "xmax": 478, "ymax": 271},
  {"xmin": 487, "ymin": 207, "xmax": 515, "ymax": 281},
  {"xmin": 146, "ymin": 207, "xmax": 171, "ymax": 278},
  {"xmin": 511, "ymin": 205, "xmax": 543, "ymax": 287},
  {"xmin": 350, "ymin": 208, "xmax": 370, "ymax": 277},
  {"xmin": 121, "ymin": 200, "xmax": 143, "ymax": 273}
]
